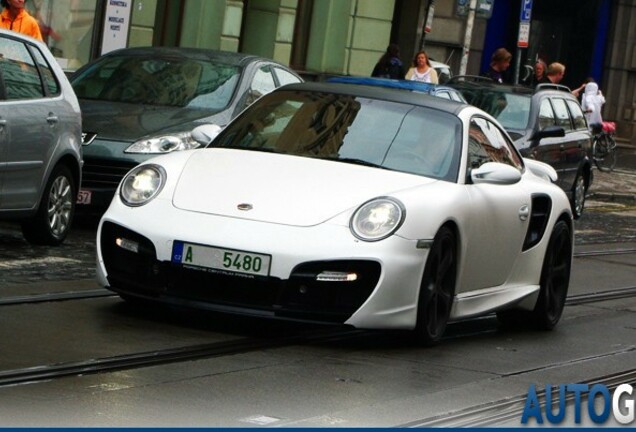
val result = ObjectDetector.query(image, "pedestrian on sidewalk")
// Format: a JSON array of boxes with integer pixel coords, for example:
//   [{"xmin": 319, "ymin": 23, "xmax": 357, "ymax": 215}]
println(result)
[
  {"xmin": 371, "ymin": 44, "xmax": 405, "ymax": 80},
  {"xmin": 0, "ymin": 0, "xmax": 43, "ymax": 41},
  {"xmin": 482, "ymin": 48, "xmax": 512, "ymax": 84},
  {"xmin": 581, "ymin": 81, "xmax": 606, "ymax": 130},
  {"xmin": 405, "ymin": 50, "xmax": 439, "ymax": 83}
]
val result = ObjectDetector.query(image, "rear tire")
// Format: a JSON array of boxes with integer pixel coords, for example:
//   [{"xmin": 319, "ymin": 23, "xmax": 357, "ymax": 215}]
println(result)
[
  {"xmin": 21, "ymin": 165, "xmax": 76, "ymax": 246},
  {"xmin": 414, "ymin": 227, "xmax": 457, "ymax": 346},
  {"xmin": 593, "ymin": 134, "xmax": 617, "ymax": 172},
  {"xmin": 531, "ymin": 220, "xmax": 572, "ymax": 330},
  {"xmin": 497, "ymin": 221, "xmax": 572, "ymax": 330}
]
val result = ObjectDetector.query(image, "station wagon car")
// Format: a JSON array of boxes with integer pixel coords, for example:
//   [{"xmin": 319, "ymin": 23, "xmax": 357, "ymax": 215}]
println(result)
[{"xmin": 448, "ymin": 77, "xmax": 593, "ymax": 218}]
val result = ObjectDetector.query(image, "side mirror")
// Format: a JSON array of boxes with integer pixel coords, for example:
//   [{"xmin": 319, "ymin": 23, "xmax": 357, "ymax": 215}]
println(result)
[
  {"xmin": 524, "ymin": 158, "xmax": 558, "ymax": 182},
  {"xmin": 191, "ymin": 124, "xmax": 222, "ymax": 146},
  {"xmin": 530, "ymin": 125, "xmax": 565, "ymax": 141},
  {"xmin": 471, "ymin": 162, "xmax": 522, "ymax": 185}
]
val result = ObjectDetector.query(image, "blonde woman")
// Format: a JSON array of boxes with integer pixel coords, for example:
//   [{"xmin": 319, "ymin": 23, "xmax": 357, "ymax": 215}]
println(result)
[{"xmin": 405, "ymin": 50, "xmax": 439, "ymax": 84}]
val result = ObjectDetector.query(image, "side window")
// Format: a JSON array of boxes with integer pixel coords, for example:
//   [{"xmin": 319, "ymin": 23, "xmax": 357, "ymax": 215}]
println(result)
[
  {"xmin": 273, "ymin": 67, "xmax": 301, "ymax": 86},
  {"xmin": 468, "ymin": 118, "xmax": 523, "ymax": 170},
  {"xmin": 566, "ymin": 99, "xmax": 587, "ymax": 130},
  {"xmin": 0, "ymin": 36, "xmax": 44, "ymax": 100},
  {"xmin": 538, "ymin": 98, "xmax": 556, "ymax": 129},
  {"xmin": 551, "ymin": 98, "xmax": 573, "ymax": 131},
  {"xmin": 30, "ymin": 46, "xmax": 60, "ymax": 96},
  {"xmin": 249, "ymin": 66, "xmax": 276, "ymax": 102},
  {"xmin": 435, "ymin": 91, "xmax": 451, "ymax": 100},
  {"xmin": 450, "ymin": 91, "xmax": 464, "ymax": 102}
]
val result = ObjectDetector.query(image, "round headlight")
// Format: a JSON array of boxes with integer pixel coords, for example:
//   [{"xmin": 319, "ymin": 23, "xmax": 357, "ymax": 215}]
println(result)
[
  {"xmin": 350, "ymin": 197, "xmax": 405, "ymax": 241},
  {"xmin": 120, "ymin": 164, "xmax": 166, "ymax": 206}
]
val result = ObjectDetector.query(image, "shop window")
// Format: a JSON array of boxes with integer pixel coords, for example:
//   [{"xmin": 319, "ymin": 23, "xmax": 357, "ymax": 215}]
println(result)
[{"xmin": 29, "ymin": 0, "xmax": 100, "ymax": 71}]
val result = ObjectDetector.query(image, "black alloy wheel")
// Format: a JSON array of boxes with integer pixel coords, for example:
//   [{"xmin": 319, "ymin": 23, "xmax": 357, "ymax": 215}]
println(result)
[
  {"xmin": 531, "ymin": 220, "xmax": 572, "ymax": 330},
  {"xmin": 415, "ymin": 226, "xmax": 457, "ymax": 346}
]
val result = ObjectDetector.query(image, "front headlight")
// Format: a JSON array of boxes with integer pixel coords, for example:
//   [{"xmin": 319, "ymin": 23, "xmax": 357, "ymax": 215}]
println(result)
[
  {"xmin": 120, "ymin": 164, "xmax": 166, "ymax": 207},
  {"xmin": 350, "ymin": 197, "xmax": 405, "ymax": 241},
  {"xmin": 125, "ymin": 132, "xmax": 201, "ymax": 154}
]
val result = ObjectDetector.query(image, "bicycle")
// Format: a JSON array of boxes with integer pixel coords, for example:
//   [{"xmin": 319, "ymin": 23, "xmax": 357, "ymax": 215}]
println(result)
[{"xmin": 591, "ymin": 121, "xmax": 617, "ymax": 172}]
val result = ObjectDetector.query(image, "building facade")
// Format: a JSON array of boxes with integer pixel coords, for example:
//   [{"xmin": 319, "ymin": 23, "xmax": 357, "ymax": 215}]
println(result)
[{"xmin": 30, "ymin": 0, "xmax": 636, "ymax": 143}]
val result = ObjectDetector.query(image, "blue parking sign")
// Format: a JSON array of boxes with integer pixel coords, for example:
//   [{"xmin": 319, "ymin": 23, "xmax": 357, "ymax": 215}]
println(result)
[{"xmin": 520, "ymin": 0, "xmax": 533, "ymax": 22}]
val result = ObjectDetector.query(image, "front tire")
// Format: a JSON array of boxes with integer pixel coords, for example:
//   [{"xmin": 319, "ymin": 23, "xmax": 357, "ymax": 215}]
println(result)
[
  {"xmin": 414, "ymin": 227, "xmax": 457, "ymax": 346},
  {"xmin": 570, "ymin": 173, "xmax": 586, "ymax": 219},
  {"xmin": 21, "ymin": 165, "xmax": 76, "ymax": 246}
]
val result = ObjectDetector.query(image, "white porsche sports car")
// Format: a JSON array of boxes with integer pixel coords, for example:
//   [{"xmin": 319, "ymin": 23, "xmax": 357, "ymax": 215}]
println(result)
[{"xmin": 97, "ymin": 81, "xmax": 574, "ymax": 345}]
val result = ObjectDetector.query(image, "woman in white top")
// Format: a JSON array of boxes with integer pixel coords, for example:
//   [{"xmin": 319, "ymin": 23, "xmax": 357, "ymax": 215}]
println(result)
[{"xmin": 405, "ymin": 50, "xmax": 439, "ymax": 84}]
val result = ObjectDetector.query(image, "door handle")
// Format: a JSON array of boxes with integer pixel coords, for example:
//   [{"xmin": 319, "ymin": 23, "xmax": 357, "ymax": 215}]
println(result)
[
  {"xmin": 0, "ymin": 118, "xmax": 6, "ymax": 126},
  {"xmin": 46, "ymin": 114, "xmax": 59, "ymax": 125},
  {"xmin": 519, "ymin": 204, "xmax": 530, "ymax": 221}
]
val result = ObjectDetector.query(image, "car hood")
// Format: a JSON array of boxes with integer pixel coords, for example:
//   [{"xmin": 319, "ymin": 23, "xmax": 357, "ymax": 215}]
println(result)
[
  {"xmin": 80, "ymin": 99, "xmax": 221, "ymax": 141},
  {"xmin": 172, "ymin": 149, "xmax": 435, "ymax": 227}
]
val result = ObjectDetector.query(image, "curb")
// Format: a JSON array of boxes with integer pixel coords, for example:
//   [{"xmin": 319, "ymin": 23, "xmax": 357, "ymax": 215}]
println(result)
[{"xmin": 588, "ymin": 192, "xmax": 636, "ymax": 203}]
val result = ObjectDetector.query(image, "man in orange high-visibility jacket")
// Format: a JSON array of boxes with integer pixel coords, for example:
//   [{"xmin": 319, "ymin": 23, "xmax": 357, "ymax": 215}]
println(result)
[{"xmin": 0, "ymin": 0, "xmax": 43, "ymax": 41}]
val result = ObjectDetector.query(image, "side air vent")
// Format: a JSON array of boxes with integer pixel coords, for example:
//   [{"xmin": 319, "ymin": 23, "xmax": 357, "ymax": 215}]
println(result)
[{"xmin": 523, "ymin": 194, "xmax": 552, "ymax": 251}]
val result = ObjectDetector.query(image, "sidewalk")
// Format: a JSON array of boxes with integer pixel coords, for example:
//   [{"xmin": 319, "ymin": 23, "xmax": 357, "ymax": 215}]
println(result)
[
  {"xmin": 588, "ymin": 168, "xmax": 636, "ymax": 202},
  {"xmin": 587, "ymin": 146, "xmax": 636, "ymax": 201}
]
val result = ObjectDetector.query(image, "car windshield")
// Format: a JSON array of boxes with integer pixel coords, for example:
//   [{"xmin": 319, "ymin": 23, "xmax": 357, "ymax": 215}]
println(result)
[
  {"xmin": 71, "ymin": 55, "xmax": 241, "ymax": 109},
  {"xmin": 212, "ymin": 90, "xmax": 462, "ymax": 182},
  {"xmin": 462, "ymin": 89, "xmax": 531, "ymax": 130}
]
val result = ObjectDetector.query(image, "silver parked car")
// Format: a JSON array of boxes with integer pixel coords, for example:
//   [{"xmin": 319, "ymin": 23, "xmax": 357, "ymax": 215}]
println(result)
[{"xmin": 0, "ymin": 30, "xmax": 82, "ymax": 245}]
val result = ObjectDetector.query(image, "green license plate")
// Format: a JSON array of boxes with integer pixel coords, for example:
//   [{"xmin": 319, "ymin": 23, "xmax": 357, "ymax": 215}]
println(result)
[{"xmin": 172, "ymin": 241, "xmax": 271, "ymax": 277}]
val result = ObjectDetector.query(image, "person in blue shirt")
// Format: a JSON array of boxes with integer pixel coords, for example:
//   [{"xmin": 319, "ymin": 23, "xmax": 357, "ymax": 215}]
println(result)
[{"xmin": 371, "ymin": 44, "xmax": 405, "ymax": 80}]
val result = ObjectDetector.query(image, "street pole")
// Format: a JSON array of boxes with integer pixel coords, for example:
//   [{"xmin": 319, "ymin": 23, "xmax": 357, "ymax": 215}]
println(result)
[
  {"xmin": 419, "ymin": 0, "xmax": 435, "ymax": 51},
  {"xmin": 459, "ymin": 0, "xmax": 478, "ymax": 76}
]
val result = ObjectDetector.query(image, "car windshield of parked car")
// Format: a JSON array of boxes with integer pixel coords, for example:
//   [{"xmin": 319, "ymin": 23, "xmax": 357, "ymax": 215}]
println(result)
[
  {"xmin": 212, "ymin": 90, "xmax": 462, "ymax": 181},
  {"xmin": 71, "ymin": 55, "xmax": 241, "ymax": 109},
  {"xmin": 462, "ymin": 89, "xmax": 531, "ymax": 131}
]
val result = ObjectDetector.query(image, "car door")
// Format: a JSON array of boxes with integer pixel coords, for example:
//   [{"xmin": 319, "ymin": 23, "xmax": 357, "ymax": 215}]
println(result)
[
  {"xmin": 460, "ymin": 117, "xmax": 531, "ymax": 291},
  {"xmin": 0, "ymin": 35, "xmax": 59, "ymax": 209},
  {"xmin": 564, "ymin": 98, "xmax": 592, "ymax": 185},
  {"xmin": 531, "ymin": 97, "xmax": 567, "ymax": 189},
  {"xmin": 550, "ymin": 97, "xmax": 581, "ymax": 191}
]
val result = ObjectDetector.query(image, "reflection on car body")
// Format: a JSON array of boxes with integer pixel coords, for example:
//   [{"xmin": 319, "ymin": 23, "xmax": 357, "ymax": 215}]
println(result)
[
  {"xmin": 97, "ymin": 81, "xmax": 574, "ymax": 345},
  {"xmin": 70, "ymin": 47, "xmax": 302, "ymax": 210},
  {"xmin": 327, "ymin": 76, "xmax": 466, "ymax": 103}
]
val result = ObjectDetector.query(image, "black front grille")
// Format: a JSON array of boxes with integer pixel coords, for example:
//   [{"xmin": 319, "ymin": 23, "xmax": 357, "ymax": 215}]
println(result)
[
  {"xmin": 101, "ymin": 222, "xmax": 382, "ymax": 323},
  {"xmin": 82, "ymin": 157, "xmax": 138, "ymax": 188}
]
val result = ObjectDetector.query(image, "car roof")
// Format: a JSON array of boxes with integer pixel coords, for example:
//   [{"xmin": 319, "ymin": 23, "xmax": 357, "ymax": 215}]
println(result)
[
  {"xmin": 279, "ymin": 81, "xmax": 468, "ymax": 115},
  {"xmin": 326, "ymin": 76, "xmax": 456, "ymax": 93},
  {"xmin": 448, "ymin": 75, "xmax": 575, "ymax": 97},
  {"xmin": 99, "ymin": 46, "xmax": 274, "ymax": 67}
]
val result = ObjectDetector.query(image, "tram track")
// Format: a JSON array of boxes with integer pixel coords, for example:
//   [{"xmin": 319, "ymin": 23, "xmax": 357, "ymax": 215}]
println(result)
[
  {"xmin": 0, "ymin": 327, "xmax": 367, "ymax": 388},
  {"xmin": 0, "ymin": 286, "xmax": 634, "ymax": 389},
  {"xmin": 400, "ymin": 367, "xmax": 636, "ymax": 427}
]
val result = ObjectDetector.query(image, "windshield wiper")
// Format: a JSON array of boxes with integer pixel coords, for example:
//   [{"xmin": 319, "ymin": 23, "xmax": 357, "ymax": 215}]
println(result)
[{"xmin": 318, "ymin": 156, "xmax": 387, "ymax": 170}]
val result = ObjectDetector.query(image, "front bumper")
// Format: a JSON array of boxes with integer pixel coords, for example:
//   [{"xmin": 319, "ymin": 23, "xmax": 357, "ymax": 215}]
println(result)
[{"xmin": 97, "ymin": 198, "xmax": 429, "ymax": 329}]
